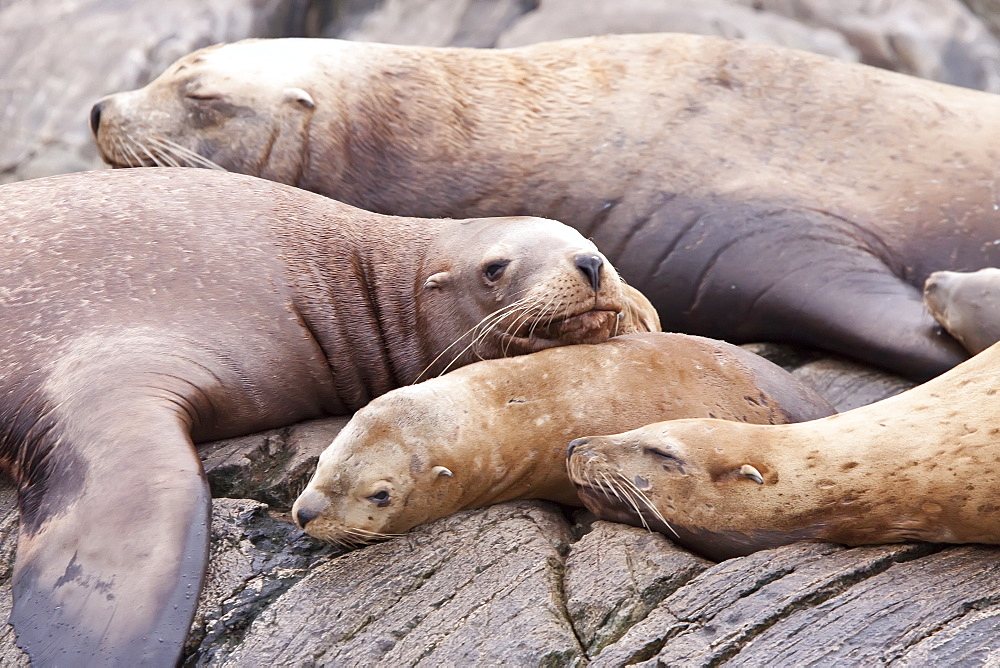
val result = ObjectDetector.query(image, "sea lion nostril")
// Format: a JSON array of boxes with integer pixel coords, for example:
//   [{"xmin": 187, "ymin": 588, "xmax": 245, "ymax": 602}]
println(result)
[
  {"xmin": 567, "ymin": 437, "xmax": 589, "ymax": 457},
  {"xmin": 90, "ymin": 101, "xmax": 104, "ymax": 136},
  {"xmin": 574, "ymin": 254, "xmax": 603, "ymax": 292},
  {"xmin": 295, "ymin": 507, "xmax": 319, "ymax": 528}
]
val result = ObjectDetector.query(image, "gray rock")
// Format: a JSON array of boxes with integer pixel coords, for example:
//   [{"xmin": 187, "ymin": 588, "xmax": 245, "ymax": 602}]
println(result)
[
  {"xmin": 741, "ymin": 0, "xmax": 1000, "ymax": 91},
  {"xmin": 211, "ymin": 500, "xmax": 584, "ymax": 666},
  {"xmin": 0, "ymin": 481, "xmax": 27, "ymax": 666},
  {"xmin": 791, "ymin": 357, "xmax": 916, "ymax": 412},
  {"xmin": 497, "ymin": 0, "xmax": 857, "ymax": 61},
  {"xmin": 332, "ymin": 0, "xmax": 538, "ymax": 47},
  {"xmin": 564, "ymin": 519, "xmax": 709, "ymax": 655},
  {"xmin": 201, "ymin": 416, "xmax": 350, "ymax": 510},
  {"xmin": 0, "ymin": 0, "xmax": 304, "ymax": 184}
]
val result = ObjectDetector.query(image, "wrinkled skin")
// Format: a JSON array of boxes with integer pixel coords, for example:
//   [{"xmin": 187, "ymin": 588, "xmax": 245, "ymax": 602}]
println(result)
[{"xmin": 91, "ymin": 33, "xmax": 1000, "ymax": 379}]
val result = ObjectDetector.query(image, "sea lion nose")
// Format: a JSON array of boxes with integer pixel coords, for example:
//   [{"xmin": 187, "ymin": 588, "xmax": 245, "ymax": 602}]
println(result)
[
  {"xmin": 90, "ymin": 100, "xmax": 105, "ymax": 136},
  {"xmin": 575, "ymin": 253, "xmax": 603, "ymax": 292},
  {"xmin": 295, "ymin": 507, "xmax": 319, "ymax": 528},
  {"xmin": 567, "ymin": 437, "xmax": 590, "ymax": 458}
]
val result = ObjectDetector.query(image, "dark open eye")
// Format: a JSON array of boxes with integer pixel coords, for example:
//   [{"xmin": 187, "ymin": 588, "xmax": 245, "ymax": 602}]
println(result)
[
  {"xmin": 483, "ymin": 260, "xmax": 510, "ymax": 282},
  {"xmin": 368, "ymin": 490, "xmax": 390, "ymax": 507}
]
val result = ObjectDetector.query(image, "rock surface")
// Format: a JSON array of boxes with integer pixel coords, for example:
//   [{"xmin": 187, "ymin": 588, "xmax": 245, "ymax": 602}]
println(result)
[{"xmin": 0, "ymin": 0, "xmax": 305, "ymax": 184}]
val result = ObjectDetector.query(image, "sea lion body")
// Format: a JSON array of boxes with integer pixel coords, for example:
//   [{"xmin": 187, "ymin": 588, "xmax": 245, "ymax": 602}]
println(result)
[
  {"xmin": 0, "ymin": 168, "xmax": 638, "ymax": 664},
  {"xmin": 291, "ymin": 332, "xmax": 834, "ymax": 544},
  {"xmin": 924, "ymin": 268, "xmax": 1000, "ymax": 354},
  {"xmin": 568, "ymin": 339, "xmax": 1000, "ymax": 562},
  {"xmin": 91, "ymin": 33, "xmax": 1000, "ymax": 378}
]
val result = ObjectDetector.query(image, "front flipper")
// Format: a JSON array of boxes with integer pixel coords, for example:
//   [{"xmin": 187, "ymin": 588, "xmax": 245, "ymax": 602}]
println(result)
[{"xmin": 10, "ymin": 413, "xmax": 210, "ymax": 666}]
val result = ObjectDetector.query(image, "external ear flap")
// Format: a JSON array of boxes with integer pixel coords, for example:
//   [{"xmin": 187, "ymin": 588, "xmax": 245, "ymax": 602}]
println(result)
[
  {"xmin": 283, "ymin": 87, "xmax": 315, "ymax": 109},
  {"xmin": 739, "ymin": 464, "xmax": 764, "ymax": 485},
  {"xmin": 423, "ymin": 271, "xmax": 451, "ymax": 290},
  {"xmin": 432, "ymin": 466, "xmax": 453, "ymax": 478}
]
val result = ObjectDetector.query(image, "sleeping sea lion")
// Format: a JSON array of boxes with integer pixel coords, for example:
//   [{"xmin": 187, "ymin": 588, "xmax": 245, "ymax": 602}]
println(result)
[
  {"xmin": 291, "ymin": 332, "xmax": 834, "ymax": 544},
  {"xmin": 90, "ymin": 33, "xmax": 1000, "ymax": 379}
]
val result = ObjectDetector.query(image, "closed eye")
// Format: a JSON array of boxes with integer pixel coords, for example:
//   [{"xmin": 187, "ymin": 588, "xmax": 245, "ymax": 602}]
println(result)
[{"xmin": 644, "ymin": 447, "xmax": 684, "ymax": 466}]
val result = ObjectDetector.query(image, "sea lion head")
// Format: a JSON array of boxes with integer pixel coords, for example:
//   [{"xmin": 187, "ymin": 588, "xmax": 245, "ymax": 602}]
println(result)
[
  {"xmin": 414, "ymin": 215, "xmax": 649, "ymax": 377},
  {"xmin": 566, "ymin": 419, "xmax": 798, "ymax": 561},
  {"xmin": 923, "ymin": 268, "xmax": 1000, "ymax": 355},
  {"xmin": 291, "ymin": 389, "xmax": 466, "ymax": 545},
  {"xmin": 90, "ymin": 39, "xmax": 324, "ymax": 183}
]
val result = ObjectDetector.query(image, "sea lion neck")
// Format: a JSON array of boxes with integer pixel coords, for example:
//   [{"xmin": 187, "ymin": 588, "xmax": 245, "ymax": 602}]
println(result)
[{"xmin": 272, "ymin": 199, "xmax": 440, "ymax": 409}]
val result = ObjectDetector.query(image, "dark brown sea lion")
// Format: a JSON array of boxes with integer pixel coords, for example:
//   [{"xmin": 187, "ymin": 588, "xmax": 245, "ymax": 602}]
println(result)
[
  {"xmin": 567, "ymin": 339, "xmax": 1000, "ymax": 562},
  {"xmin": 0, "ymin": 167, "xmax": 641, "ymax": 665},
  {"xmin": 89, "ymin": 33, "xmax": 1000, "ymax": 379},
  {"xmin": 923, "ymin": 268, "xmax": 1000, "ymax": 354},
  {"xmin": 290, "ymin": 332, "xmax": 834, "ymax": 545}
]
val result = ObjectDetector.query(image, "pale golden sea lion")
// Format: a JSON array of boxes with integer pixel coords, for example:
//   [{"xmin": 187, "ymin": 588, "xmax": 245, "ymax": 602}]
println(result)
[
  {"xmin": 0, "ymin": 167, "xmax": 642, "ymax": 665},
  {"xmin": 568, "ymin": 339, "xmax": 1000, "ymax": 562},
  {"xmin": 291, "ymin": 332, "xmax": 834, "ymax": 545},
  {"xmin": 924, "ymin": 268, "xmax": 1000, "ymax": 354},
  {"xmin": 89, "ymin": 33, "xmax": 1000, "ymax": 379}
]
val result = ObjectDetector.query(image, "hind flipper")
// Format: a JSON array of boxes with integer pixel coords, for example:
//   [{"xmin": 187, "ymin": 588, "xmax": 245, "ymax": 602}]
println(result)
[{"xmin": 10, "ymin": 415, "xmax": 210, "ymax": 666}]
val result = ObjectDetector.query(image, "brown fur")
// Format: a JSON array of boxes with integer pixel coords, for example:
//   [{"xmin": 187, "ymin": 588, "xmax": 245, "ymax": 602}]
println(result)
[
  {"xmin": 291, "ymin": 332, "xmax": 833, "ymax": 545},
  {"xmin": 91, "ymin": 34, "xmax": 1000, "ymax": 378},
  {"xmin": 569, "ymin": 339, "xmax": 1000, "ymax": 561}
]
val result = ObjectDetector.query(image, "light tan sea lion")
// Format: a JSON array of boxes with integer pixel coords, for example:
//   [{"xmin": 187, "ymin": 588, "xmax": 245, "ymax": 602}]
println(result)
[
  {"xmin": 89, "ymin": 33, "xmax": 1000, "ymax": 379},
  {"xmin": 0, "ymin": 167, "xmax": 641, "ymax": 665},
  {"xmin": 291, "ymin": 332, "xmax": 834, "ymax": 545},
  {"xmin": 924, "ymin": 268, "xmax": 1000, "ymax": 354},
  {"xmin": 568, "ymin": 339, "xmax": 1000, "ymax": 562}
]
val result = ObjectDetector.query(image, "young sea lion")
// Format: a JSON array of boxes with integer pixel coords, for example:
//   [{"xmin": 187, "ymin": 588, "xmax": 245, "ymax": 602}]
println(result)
[{"xmin": 291, "ymin": 332, "xmax": 834, "ymax": 545}]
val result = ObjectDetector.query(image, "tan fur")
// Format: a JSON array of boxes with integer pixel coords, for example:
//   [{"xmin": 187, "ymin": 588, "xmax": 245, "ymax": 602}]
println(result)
[
  {"xmin": 291, "ymin": 332, "xmax": 833, "ymax": 546},
  {"xmin": 570, "ymin": 339, "xmax": 1000, "ymax": 560}
]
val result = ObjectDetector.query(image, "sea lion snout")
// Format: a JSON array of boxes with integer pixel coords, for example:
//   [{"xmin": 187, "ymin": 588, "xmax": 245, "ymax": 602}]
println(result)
[
  {"xmin": 566, "ymin": 437, "xmax": 591, "ymax": 457},
  {"xmin": 292, "ymin": 488, "xmax": 329, "ymax": 530},
  {"xmin": 574, "ymin": 253, "xmax": 603, "ymax": 292},
  {"xmin": 90, "ymin": 99, "xmax": 104, "ymax": 136}
]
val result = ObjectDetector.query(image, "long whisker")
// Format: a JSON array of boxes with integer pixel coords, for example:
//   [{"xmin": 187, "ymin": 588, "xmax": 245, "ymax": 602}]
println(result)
[
  {"xmin": 150, "ymin": 136, "xmax": 227, "ymax": 170},
  {"xmin": 413, "ymin": 293, "xmax": 540, "ymax": 382}
]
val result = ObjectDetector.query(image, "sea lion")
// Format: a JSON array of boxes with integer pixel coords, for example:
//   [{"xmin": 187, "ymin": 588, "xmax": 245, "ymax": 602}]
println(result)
[
  {"xmin": 567, "ymin": 338, "xmax": 1000, "ymax": 562},
  {"xmin": 89, "ymin": 33, "xmax": 1000, "ymax": 379},
  {"xmin": 924, "ymin": 268, "xmax": 1000, "ymax": 354},
  {"xmin": 291, "ymin": 332, "xmax": 834, "ymax": 545},
  {"xmin": 0, "ymin": 167, "xmax": 641, "ymax": 665}
]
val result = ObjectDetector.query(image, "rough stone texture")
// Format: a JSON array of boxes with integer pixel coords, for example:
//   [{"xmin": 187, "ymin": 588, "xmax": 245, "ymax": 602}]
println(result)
[
  {"xmin": 0, "ymin": 482, "xmax": 27, "ymax": 666},
  {"xmin": 742, "ymin": 342, "xmax": 915, "ymax": 412},
  {"xmin": 964, "ymin": 0, "xmax": 1000, "ymax": 40},
  {"xmin": 211, "ymin": 501, "xmax": 583, "ymax": 666},
  {"xmin": 563, "ymin": 518, "xmax": 710, "ymax": 655},
  {"xmin": 332, "ymin": 0, "xmax": 539, "ymax": 47},
  {"xmin": 184, "ymin": 498, "xmax": 336, "ymax": 664},
  {"xmin": 0, "ymin": 0, "xmax": 304, "ymax": 184},
  {"xmin": 742, "ymin": 0, "xmax": 1000, "ymax": 91},
  {"xmin": 201, "ymin": 416, "xmax": 350, "ymax": 509},
  {"xmin": 497, "ymin": 0, "xmax": 856, "ymax": 60}
]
